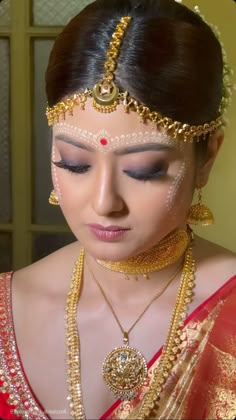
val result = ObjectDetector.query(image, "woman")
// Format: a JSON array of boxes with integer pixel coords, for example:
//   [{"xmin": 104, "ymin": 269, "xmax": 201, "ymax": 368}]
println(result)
[{"xmin": 0, "ymin": 0, "xmax": 235, "ymax": 418}]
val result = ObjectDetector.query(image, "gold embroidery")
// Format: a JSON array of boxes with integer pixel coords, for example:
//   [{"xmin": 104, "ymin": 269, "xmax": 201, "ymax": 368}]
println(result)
[
  {"xmin": 212, "ymin": 388, "xmax": 236, "ymax": 419},
  {"xmin": 120, "ymin": 303, "xmax": 223, "ymax": 419},
  {"xmin": 147, "ymin": 305, "xmax": 224, "ymax": 419},
  {"xmin": 205, "ymin": 344, "xmax": 236, "ymax": 419},
  {"xmin": 110, "ymin": 317, "xmax": 213, "ymax": 419},
  {"xmin": 1, "ymin": 271, "xmax": 235, "ymax": 420},
  {"xmin": 0, "ymin": 273, "xmax": 48, "ymax": 419}
]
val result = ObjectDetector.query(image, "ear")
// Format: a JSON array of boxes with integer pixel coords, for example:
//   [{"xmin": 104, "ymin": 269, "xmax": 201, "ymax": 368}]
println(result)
[{"xmin": 195, "ymin": 128, "xmax": 224, "ymax": 188}]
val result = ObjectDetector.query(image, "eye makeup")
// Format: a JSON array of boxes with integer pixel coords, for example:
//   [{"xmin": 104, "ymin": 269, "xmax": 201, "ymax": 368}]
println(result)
[
  {"xmin": 52, "ymin": 160, "xmax": 91, "ymax": 174},
  {"xmin": 123, "ymin": 162, "xmax": 168, "ymax": 181},
  {"xmin": 52, "ymin": 158, "xmax": 168, "ymax": 182}
]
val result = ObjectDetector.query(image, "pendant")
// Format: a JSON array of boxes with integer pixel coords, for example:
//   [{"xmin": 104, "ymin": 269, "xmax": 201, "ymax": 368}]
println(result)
[{"xmin": 102, "ymin": 333, "xmax": 148, "ymax": 401}]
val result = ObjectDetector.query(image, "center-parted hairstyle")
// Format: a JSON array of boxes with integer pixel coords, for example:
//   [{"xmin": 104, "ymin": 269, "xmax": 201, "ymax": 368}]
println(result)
[{"xmin": 46, "ymin": 0, "xmax": 223, "ymax": 133}]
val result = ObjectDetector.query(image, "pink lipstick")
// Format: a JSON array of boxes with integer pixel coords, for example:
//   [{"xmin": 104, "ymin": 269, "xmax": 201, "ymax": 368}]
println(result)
[{"xmin": 88, "ymin": 224, "xmax": 130, "ymax": 241}]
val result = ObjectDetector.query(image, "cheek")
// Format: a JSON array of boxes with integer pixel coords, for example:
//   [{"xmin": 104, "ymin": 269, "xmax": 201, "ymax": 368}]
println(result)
[
  {"xmin": 123, "ymin": 181, "xmax": 171, "ymax": 231},
  {"xmin": 132, "ymin": 159, "xmax": 194, "ymax": 229}
]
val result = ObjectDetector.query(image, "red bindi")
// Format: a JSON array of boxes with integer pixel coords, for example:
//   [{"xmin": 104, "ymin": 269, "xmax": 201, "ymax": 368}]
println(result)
[{"xmin": 100, "ymin": 138, "xmax": 108, "ymax": 146}]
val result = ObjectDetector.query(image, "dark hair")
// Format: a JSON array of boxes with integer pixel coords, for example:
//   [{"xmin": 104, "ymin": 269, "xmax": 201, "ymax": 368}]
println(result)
[{"xmin": 46, "ymin": 0, "xmax": 223, "ymax": 131}]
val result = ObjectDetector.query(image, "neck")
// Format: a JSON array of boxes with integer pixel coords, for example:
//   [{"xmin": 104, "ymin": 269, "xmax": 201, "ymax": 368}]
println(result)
[
  {"xmin": 84, "ymin": 226, "xmax": 193, "ymax": 303},
  {"xmin": 85, "ymin": 251, "xmax": 185, "ymax": 305}
]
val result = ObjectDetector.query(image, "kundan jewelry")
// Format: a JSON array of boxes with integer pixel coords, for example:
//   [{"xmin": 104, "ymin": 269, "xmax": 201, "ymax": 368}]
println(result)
[
  {"xmin": 87, "ymin": 261, "xmax": 183, "ymax": 400},
  {"xmin": 65, "ymin": 229, "xmax": 196, "ymax": 419},
  {"xmin": 46, "ymin": 15, "xmax": 234, "ymax": 143}
]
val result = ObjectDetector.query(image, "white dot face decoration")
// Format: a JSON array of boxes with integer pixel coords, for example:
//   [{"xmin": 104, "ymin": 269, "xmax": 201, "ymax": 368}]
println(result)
[
  {"xmin": 52, "ymin": 144, "xmax": 63, "ymax": 204},
  {"xmin": 53, "ymin": 123, "xmax": 185, "ymax": 154},
  {"xmin": 166, "ymin": 160, "xmax": 189, "ymax": 220},
  {"xmin": 52, "ymin": 121, "xmax": 193, "ymax": 227}
]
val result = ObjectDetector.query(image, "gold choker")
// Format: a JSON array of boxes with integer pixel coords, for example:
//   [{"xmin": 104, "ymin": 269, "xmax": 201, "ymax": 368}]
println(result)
[{"xmin": 96, "ymin": 228, "xmax": 190, "ymax": 275}]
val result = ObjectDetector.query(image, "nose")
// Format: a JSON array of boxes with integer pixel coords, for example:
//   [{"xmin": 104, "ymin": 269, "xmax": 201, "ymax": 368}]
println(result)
[{"xmin": 92, "ymin": 162, "xmax": 125, "ymax": 217}]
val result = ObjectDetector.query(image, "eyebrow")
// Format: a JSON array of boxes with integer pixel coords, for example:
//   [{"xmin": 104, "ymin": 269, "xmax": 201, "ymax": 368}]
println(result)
[
  {"xmin": 115, "ymin": 143, "xmax": 174, "ymax": 155},
  {"xmin": 55, "ymin": 133, "xmax": 175, "ymax": 154},
  {"xmin": 55, "ymin": 134, "xmax": 94, "ymax": 152}
]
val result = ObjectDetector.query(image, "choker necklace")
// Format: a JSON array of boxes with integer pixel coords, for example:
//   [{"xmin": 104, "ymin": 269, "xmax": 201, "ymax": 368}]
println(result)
[
  {"xmin": 65, "ymin": 230, "xmax": 195, "ymax": 419},
  {"xmin": 96, "ymin": 228, "xmax": 189, "ymax": 276},
  {"xmin": 87, "ymin": 261, "xmax": 182, "ymax": 401}
]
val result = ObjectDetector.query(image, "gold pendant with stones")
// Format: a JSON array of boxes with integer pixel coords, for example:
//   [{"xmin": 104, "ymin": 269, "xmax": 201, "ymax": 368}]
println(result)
[{"xmin": 102, "ymin": 333, "xmax": 148, "ymax": 400}]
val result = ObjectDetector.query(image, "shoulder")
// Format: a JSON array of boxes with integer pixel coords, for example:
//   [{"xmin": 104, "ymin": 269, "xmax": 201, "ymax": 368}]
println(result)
[
  {"xmin": 194, "ymin": 235, "xmax": 236, "ymax": 274},
  {"xmin": 192, "ymin": 235, "xmax": 236, "ymax": 303},
  {"xmin": 12, "ymin": 240, "xmax": 82, "ymax": 299}
]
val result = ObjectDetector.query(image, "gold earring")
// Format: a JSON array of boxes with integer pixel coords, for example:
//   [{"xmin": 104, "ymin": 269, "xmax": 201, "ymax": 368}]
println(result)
[
  {"xmin": 187, "ymin": 188, "xmax": 214, "ymax": 226},
  {"xmin": 49, "ymin": 190, "xmax": 60, "ymax": 206}
]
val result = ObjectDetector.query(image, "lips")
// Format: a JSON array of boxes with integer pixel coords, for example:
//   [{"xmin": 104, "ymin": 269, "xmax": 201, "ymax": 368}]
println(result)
[
  {"xmin": 88, "ymin": 224, "xmax": 129, "ymax": 232},
  {"xmin": 87, "ymin": 224, "xmax": 130, "ymax": 241}
]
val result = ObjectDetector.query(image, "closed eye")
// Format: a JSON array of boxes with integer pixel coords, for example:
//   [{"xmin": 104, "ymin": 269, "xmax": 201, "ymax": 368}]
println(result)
[
  {"xmin": 52, "ymin": 160, "xmax": 90, "ymax": 174},
  {"xmin": 52, "ymin": 160, "xmax": 168, "ymax": 180},
  {"xmin": 123, "ymin": 166, "xmax": 167, "ymax": 181}
]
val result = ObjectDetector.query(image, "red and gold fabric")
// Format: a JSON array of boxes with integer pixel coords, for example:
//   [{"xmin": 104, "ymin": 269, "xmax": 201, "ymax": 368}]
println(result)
[{"xmin": 0, "ymin": 272, "xmax": 236, "ymax": 420}]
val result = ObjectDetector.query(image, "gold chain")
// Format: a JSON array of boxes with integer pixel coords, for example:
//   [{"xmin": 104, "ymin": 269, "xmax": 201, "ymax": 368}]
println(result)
[
  {"xmin": 65, "ymin": 237, "xmax": 195, "ymax": 419},
  {"xmin": 87, "ymin": 261, "xmax": 182, "ymax": 341},
  {"xmin": 129, "ymin": 242, "xmax": 196, "ymax": 419},
  {"xmin": 65, "ymin": 248, "xmax": 85, "ymax": 419}
]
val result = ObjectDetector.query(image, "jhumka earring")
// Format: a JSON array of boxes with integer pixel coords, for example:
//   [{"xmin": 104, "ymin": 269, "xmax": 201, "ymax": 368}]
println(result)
[
  {"xmin": 187, "ymin": 188, "xmax": 214, "ymax": 226},
  {"xmin": 49, "ymin": 190, "xmax": 60, "ymax": 206}
]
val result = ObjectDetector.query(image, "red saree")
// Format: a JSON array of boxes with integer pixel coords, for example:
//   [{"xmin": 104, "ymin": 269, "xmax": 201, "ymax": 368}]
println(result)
[{"xmin": 0, "ymin": 272, "xmax": 236, "ymax": 420}]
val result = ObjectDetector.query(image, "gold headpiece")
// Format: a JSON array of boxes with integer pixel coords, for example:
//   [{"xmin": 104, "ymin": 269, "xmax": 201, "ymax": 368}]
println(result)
[{"xmin": 46, "ymin": 10, "xmax": 234, "ymax": 142}]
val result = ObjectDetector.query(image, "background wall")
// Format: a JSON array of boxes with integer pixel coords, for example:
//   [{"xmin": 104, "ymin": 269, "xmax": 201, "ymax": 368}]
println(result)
[{"xmin": 185, "ymin": 0, "xmax": 236, "ymax": 252}]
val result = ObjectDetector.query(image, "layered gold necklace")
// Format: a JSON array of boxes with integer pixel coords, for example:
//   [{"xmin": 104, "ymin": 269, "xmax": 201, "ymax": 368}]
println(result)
[{"xmin": 65, "ymin": 228, "xmax": 195, "ymax": 419}]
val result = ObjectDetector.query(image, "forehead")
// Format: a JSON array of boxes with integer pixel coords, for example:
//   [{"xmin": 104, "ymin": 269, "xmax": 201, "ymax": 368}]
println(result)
[{"xmin": 52, "ymin": 99, "xmax": 183, "ymax": 153}]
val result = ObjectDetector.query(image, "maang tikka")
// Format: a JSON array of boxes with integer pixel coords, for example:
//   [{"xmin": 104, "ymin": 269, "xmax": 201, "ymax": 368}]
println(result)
[{"xmin": 46, "ymin": 9, "xmax": 235, "ymax": 143}]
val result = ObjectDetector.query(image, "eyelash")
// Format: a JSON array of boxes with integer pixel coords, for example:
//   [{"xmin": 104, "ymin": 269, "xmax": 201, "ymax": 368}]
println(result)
[
  {"xmin": 52, "ymin": 161, "xmax": 167, "ymax": 181},
  {"xmin": 123, "ymin": 168, "xmax": 167, "ymax": 181},
  {"xmin": 52, "ymin": 161, "xmax": 91, "ymax": 174}
]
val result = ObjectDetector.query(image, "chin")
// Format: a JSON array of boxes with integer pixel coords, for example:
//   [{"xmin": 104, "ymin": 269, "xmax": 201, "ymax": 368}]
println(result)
[
  {"xmin": 91, "ymin": 247, "xmax": 131, "ymax": 262},
  {"xmin": 75, "ymin": 226, "xmax": 177, "ymax": 261}
]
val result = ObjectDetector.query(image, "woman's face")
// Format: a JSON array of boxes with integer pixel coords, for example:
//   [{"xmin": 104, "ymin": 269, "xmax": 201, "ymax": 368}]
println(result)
[{"xmin": 51, "ymin": 100, "xmax": 196, "ymax": 261}]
